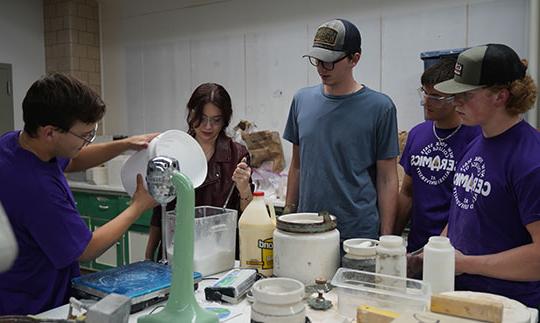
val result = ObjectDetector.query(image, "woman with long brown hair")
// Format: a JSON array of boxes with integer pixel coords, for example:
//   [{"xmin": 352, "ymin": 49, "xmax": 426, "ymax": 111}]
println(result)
[{"xmin": 145, "ymin": 83, "xmax": 253, "ymax": 260}]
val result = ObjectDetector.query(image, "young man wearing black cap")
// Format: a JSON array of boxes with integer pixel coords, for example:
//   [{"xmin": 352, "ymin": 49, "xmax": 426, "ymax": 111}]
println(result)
[
  {"xmin": 283, "ymin": 19, "xmax": 399, "ymax": 240},
  {"xmin": 435, "ymin": 44, "xmax": 540, "ymax": 307}
]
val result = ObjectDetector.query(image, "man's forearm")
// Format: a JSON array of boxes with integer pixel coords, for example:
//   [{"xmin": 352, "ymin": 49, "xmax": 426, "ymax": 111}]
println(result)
[
  {"xmin": 377, "ymin": 162, "xmax": 399, "ymax": 235},
  {"xmin": 68, "ymin": 140, "xmax": 131, "ymax": 172},
  {"xmin": 378, "ymin": 189, "xmax": 397, "ymax": 235},
  {"xmin": 394, "ymin": 192, "xmax": 412, "ymax": 235},
  {"xmin": 458, "ymin": 243, "xmax": 540, "ymax": 281},
  {"xmin": 285, "ymin": 167, "xmax": 299, "ymax": 213},
  {"xmin": 79, "ymin": 203, "xmax": 144, "ymax": 261}
]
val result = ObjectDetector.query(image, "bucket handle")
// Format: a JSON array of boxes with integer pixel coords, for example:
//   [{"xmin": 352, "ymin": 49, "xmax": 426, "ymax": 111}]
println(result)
[{"xmin": 318, "ymin": 211, "xmax": 332, "ymax": 224}]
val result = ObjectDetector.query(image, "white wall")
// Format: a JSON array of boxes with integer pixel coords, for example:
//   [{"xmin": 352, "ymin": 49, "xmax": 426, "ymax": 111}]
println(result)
[
  {"xmin": 99, "ymin": 0, "xmax": 530, "ymax": 165},
  {"xmin": 0, "ymin": 0, "xmax": 46, "ymax": 130}
]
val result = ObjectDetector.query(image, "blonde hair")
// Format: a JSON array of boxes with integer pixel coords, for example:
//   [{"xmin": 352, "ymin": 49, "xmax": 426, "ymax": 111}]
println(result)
[{"xmin": 489, "ymin": 75, "xmax": 537, "ymax": 115}]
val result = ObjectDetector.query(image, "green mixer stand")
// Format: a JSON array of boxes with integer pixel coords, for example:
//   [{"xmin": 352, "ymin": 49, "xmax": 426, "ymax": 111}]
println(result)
[{"xmin": 138, "ymin": 171, "xmax": 218, "ymax": 323}]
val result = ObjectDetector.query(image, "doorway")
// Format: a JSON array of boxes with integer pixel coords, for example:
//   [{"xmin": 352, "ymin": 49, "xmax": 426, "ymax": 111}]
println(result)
[{"xmin": 0, "ymin": 64, "xmax": 14, "ymax": 135}]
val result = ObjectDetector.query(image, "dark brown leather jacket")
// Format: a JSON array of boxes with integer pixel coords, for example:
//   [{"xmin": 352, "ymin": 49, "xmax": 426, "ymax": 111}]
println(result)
[{"xmin": 150, "ymin": 133, "xmax": 250, "ymax": 226}]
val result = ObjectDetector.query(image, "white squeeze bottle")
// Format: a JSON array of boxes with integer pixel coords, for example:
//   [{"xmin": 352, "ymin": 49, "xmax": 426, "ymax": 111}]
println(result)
[
  {"xmin": 239, "ymin": 191, "xmax": 275, "ymax": 276},
  {"xmin": 423, "ymin": 236, "xmax": 455, "ymax": 294}
]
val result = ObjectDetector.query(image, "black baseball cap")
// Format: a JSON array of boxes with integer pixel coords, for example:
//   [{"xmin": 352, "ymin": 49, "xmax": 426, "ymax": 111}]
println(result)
[
  {"xmin": 435, "ymin": 44, "xmax": 527, "ymax": 94},
  {"xmin": 303, "ymin": 19, "xmax": 362, "ymax": 62}
]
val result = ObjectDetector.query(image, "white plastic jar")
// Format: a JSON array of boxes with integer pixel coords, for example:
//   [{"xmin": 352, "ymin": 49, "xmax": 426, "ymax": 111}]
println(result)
[
  {"xmin": 376, "ymin": 235, "xmax": 406, "ymax": 289},
  {"xmin": 342, "ymin": 238, "xmax": 378, "ymax": 272},
  {"xmin": 251, "ymin": 277, "xmax": 305, "ymax": 323},
  {"xmin": 423, "ymin": 236, "xmax": 455, "ymax": 294}
]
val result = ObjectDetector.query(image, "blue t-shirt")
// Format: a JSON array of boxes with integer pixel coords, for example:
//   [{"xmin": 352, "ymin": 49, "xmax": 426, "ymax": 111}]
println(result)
[
  {"xmin": 448, "ymin": 121, "xmax": 540, "ymax": 307},
  {"xmin": 0, "ymin": 131, "xmax": 92, "ymax": 315},
  {"xmin": 283, "ymin": 84, "xmax": 399, "ymax": 239},
  {"xmin": 400, "ymin": 121, "xmax": 480, "ymax": 252}
]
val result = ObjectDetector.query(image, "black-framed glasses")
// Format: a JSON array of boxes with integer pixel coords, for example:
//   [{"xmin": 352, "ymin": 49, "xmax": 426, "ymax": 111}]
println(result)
[
  {"xmin": 67, "ymin": 124, "xmax": 98, "ymax": 146},
  {"xmin": 308, "ymin": 55, "xmax": 348, "ymax": 71},
  {"xmin": 417, "ymin": 88, "xmax": 454, "ymax": 104}
]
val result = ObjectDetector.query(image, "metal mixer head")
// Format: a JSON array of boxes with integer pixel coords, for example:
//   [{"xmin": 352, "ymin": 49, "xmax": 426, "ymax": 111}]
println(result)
[{"xmin": 146, "ymin": 156, "xmax": 180, "ymax": 205}]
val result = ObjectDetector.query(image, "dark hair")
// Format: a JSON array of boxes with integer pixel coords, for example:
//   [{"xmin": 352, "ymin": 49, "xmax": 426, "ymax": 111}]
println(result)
[
  {"xmin": 421, "ymin": 57, "xmax": 457, "ymax": 86},
  {"xmin": 23, "ymin": 73, "xmax": 105, "ymax": 137},
  {"xmin": 186, "ymin": 83, "xmax": 232, "ymax": 136}
]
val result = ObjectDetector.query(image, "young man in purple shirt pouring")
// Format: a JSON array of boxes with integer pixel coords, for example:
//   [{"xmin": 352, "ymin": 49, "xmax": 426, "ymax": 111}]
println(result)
[
  {"xmin": 435, "ymin": 44, "xmax": 540, "ymax": 307},
  {"xmin": 0, "ymin": 73, "xmax": 158, "ymax": 315}
]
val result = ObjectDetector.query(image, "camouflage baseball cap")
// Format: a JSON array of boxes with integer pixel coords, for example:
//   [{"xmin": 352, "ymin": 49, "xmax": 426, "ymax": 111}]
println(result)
[{"xmin": 303, "ymin": 19, "xmax": 362, "ymax": 62}]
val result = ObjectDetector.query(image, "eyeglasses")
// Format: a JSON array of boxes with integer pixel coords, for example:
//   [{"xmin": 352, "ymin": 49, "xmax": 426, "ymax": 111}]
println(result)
[
  {"xmin": 200, "ymin": 115, "xmax": 223, "ymax": 127},
  {"xmin": 66, "ymin": 124, "xmax": 98, "ymax": 146},
  {"xmin": 308, "ymin": 55, "xmax": 348, "ymax": 71},
  {"xmin": 417, "ymin": 88, "xmax": 455, "ymax": 105}
]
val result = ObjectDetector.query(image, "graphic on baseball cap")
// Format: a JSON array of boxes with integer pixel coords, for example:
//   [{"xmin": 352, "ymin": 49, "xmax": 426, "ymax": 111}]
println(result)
[
  {"xmin": 303, "ymin": 19, "xmax": 362, "ymax": 63},
  {"xmin": 435, "ymin": 44, "xmax": 527, "ymax": 94}
]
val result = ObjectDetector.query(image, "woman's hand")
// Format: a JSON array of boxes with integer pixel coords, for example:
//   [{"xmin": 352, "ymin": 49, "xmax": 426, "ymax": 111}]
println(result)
[{"xmin": 232, "ymin": 157, "xmax": 252, "ymax": 198}]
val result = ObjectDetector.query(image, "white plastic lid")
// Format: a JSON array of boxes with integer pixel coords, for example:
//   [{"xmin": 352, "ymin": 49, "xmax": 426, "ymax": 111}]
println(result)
[
  {"xmin": 427, "ymin": 236, "xmax": 452, "ymax": 249},
  {"xmin": 343, "ymin": 238, "xmax": 378, "ymax": 256},
  {"xmin": 379, "ymin": 235, "xmax": 404, "ymax": 248},
  {"xmin": 252, "ymin": 277, "xmax": 305, "ymax": 305}
]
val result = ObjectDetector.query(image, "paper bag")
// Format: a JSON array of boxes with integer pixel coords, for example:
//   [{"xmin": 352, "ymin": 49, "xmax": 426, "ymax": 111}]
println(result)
[{"xmin": 241, "ymin": 130, "xmax": 285, "ymax": 173}]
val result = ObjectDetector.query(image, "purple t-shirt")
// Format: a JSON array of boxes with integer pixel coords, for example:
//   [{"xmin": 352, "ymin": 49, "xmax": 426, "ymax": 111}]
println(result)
[
  {"xmin": 400, "ymin": 121, "xmax": 480, "ymax": 252},
  {"xmin": 0, "ymin": 131, "xmax": 92, "ymax": 315},
  {"xmin": 448, "ymin": 121, "xmax": 540, "ymax": 307}
]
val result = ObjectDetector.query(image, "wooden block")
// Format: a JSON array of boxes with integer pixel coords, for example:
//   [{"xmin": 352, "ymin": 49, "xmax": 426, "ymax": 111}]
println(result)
[
  {"xmin": 393, "ymin": 311, "xmax": 483, "ymax": 323},
  {"xmin": 357, "ymin": 305, "xmax": 400, "ymax": 323},
  {"xmin": 431, "ymin": 294, "xmax": 504, "ymax": 323}
]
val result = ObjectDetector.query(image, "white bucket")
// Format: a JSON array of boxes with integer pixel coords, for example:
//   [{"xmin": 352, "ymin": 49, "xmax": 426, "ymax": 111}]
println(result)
[
  {"xmin": 251, "ymin": 277, "xmax": 305, "ymax": 323},
  {"xmin": 273, "ymin": 212, "xmax": 340, "ymax": 285}
]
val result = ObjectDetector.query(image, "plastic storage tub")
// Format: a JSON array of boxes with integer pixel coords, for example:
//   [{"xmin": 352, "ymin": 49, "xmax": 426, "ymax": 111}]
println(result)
[
  {"xmin": 166, "ymin": 206, "xmax": 237, "ymax": 276},
  {"xmin": 420, "ymin": 48, "xmax": 467, "ymax": 70},
  {"xmin": 330, "ymin": 267, "xmax": 431, "ymax": 319}
]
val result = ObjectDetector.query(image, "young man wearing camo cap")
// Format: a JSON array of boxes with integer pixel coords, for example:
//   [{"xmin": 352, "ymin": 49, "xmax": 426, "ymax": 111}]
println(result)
[{"xmin": 283, "ymin": 19, "xmax": 399, "ymax": 240}]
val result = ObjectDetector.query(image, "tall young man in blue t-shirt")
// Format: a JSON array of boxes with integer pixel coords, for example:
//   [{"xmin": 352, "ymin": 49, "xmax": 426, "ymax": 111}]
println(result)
[
  {"xmin": 0, "ymin": 73, "xmax": 158, "ymax": 314},
  {"xmin": 435, "ymin": 44, "xmax": 540, "ymax": 307},
  {"xmin": 395, "ymin": 58, "xmax": 480, "ymax": 253},
  {"xmin": 283, "ymin": 19, "xmax": 399, "ymax": 239}
]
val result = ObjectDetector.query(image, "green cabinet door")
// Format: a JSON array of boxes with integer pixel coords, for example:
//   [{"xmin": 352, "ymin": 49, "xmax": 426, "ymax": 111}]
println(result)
[
  {"xmin": 69, "ymin": 189, "xmax": 153, "ymax": 270},
  {"xmin": 91, "ymin": 218, "xmax": 125, "ymax": 270},
  {"xmin": 117, "ymin": 196, "xmax": 152, "ymax": 264},
  {"xmin": 117, "ymin": 196, "xmax": 153, "ymax": 226},
  {"xmin": 124, "ymin": 224, "xmax": 150, "ymax": 264},
  {"xmin": 87, "ymin": 194, "xmax": 117, "ymax": 220},
  {"xmin": 72, "ymin": 191, "xmax": 88, "ymax": 215}
]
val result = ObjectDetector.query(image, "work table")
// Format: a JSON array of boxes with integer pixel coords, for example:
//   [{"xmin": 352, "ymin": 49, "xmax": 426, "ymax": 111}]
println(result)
[{"xmin": 37, "ymin": 272, "xmax": 347, "ymax": 323}]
